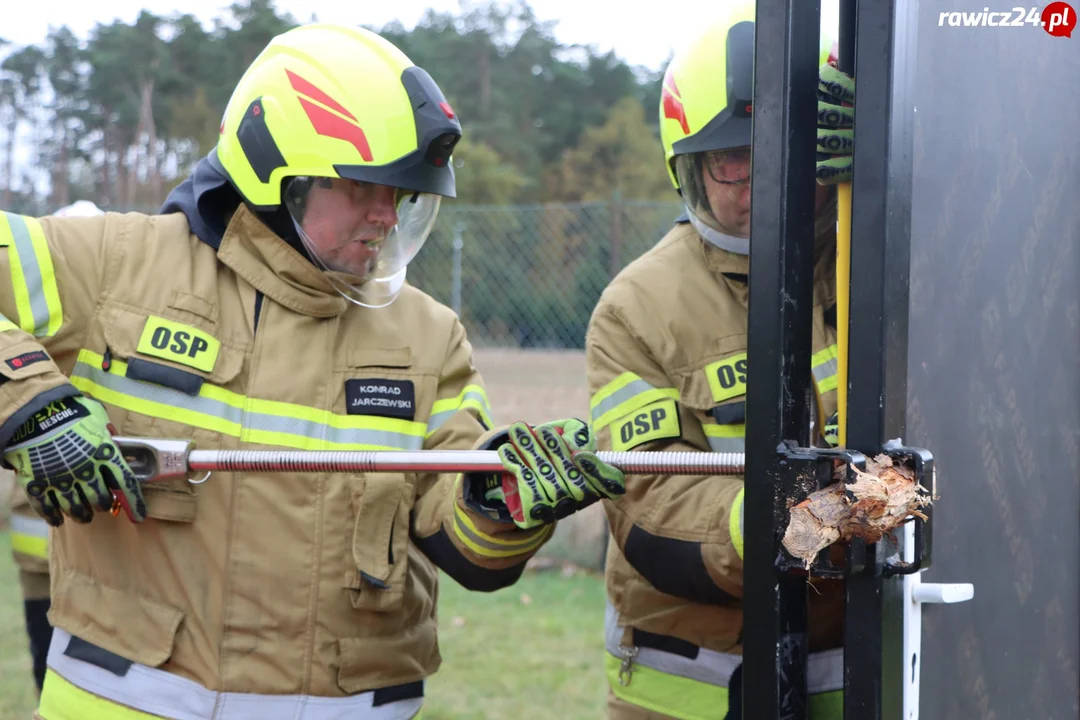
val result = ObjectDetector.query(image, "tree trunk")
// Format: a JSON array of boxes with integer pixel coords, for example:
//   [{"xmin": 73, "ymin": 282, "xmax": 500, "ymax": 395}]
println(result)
[
  {"xmin": 99, "ymin": 112, "xmax": 113, "ymax": 206},
  {"xmin": 479, "ymin": 45, "xmax": 491, "ymax": 119},
  {"xmin": 122, "ymin": 142, "xmax": 135, "ymax": 210},
  {"xmin": 141, "ymin": 79, "xmax": 161, "ymax": 205},
  {"xmin": 112, "ymin": 135, "xmax": 126, "ymax": 209},
  {"xmin": 52, "ymin": 121, "xmax": 70, "ymax": 208}
]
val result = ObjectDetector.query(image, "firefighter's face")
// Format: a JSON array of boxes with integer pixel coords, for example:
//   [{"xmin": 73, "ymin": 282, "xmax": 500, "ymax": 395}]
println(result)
[
  {"xmin": 298, "ymin": 178, "xmax": 400, "ymax": 277},
  {"xmin": 703, "ymin": 148, "xmax": 830, "ymax": 237},
  {"xmin": 702, "ymin": 148, "xmax": 753, "ymax": 237}
]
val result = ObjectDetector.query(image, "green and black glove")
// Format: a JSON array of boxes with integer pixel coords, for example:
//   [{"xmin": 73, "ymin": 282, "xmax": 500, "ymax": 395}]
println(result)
[
  {"xmin": 3, "ymin": 396, "xmax": 146, "ymax": 526},
  {"xmin": 466, "ymin": 418, "xmax": 626, "ymax": 530},
  {"xmin": 816, "ymin": 64, "xmax": 856, "ymax": 185}
]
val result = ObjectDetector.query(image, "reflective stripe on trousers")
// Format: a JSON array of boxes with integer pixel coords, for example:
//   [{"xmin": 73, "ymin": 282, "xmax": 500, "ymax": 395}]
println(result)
[
  {"xmin": 41, "ymin": 628, "xmax": 423, "ymax": 720},
  {"xmin": 604, "ymin": 601, "xmax": 843, "ymax": 719}
]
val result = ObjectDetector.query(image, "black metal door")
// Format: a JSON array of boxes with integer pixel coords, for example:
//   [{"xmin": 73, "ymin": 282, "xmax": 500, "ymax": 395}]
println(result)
[{"xmin": 907, "ymin": 8, "xmax": 1080, "ymax": 719}]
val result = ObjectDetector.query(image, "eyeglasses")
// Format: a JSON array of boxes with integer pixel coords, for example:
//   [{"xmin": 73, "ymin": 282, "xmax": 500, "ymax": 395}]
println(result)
[{"xmin": 704, "ymin": 148, "xmax": 752, "ymax": 186}]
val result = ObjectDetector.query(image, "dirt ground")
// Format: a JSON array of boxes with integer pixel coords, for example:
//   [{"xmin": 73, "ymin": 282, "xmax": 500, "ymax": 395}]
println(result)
[{"xmin": 472, "ymin": 348, "xmax": 590, "ymax": 424}]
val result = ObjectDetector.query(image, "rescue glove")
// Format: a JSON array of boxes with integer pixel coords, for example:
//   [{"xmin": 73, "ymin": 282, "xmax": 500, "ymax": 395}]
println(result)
[
  {"xmin": 816, "ymin": 64, "xmax": 856, "ymax": 185},
  {"xmin": 465, "ymin": 419, "xmax": 626, "ymax": 530},
  {"xmin": 3, "ymin": 396, "xmax": 146, "ymax": 526}
]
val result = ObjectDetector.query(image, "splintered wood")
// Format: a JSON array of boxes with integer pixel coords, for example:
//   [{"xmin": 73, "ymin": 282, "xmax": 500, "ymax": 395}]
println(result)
[{"xmin": 782, "ymin": 454, "xmax": 932, "ymax": 567}]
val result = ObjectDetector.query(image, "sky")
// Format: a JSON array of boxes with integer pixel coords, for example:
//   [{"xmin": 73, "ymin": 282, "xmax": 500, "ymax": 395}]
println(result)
[{"xmin": 3, "ymin": 0, "xmax": 689, "ymax": 71}]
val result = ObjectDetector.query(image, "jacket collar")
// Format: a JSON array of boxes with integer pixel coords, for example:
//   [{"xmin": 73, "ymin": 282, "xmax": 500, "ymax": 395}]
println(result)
[
  {"xmin": 702, "ymin": 240, "xmax": 750, "ymax": 280},
  {"xmin": 693, "ymin": 198, "xmax": 839, "ymax": 284},
  {"xmin": 216, "ymin": 204, "xmax": 348, "ymax": 318}
]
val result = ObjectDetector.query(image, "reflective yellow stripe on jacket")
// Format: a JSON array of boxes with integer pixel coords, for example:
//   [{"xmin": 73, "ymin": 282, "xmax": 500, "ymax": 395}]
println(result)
[
  {"xmin": 590, "ymin": 372, "xmax": 679, "ymax": 432},
  {"xmin": 703, "ymin": 423, "xmax": 744, "ymax": 453},
  {"xmin": 451, "ymin": 501, "xmax": 552, "ymax": 559},
  {"xmin": 0, "ymin": 212, "xmax": 63, "ymax": 338},
  {"xmin": 591, "ymin": 372, "xmax": 747, "ymax": 453},
  {"xmin": 70, "ymin": 349, "xmax": 427, "ymax": 451},
  {"xmin": 40, "ymin": 629, "xmax": 424, "ymax": 720},
  {"xmin": 427, "ymin": 384, "xmax": 494, "ymax": 436},
  {"xmin": 812, "ymin": 344, "xmax": 839, "ymax": 394},
  {"xmin": 10, "ymin": 513, "xmax": 49, "ymax": 559},
  {"xmin": 729, "ymin": 487, "xmax": 744, "ymax": 560}
]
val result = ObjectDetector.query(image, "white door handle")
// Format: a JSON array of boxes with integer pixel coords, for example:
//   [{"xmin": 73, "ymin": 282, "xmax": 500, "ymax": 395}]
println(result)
[
  {"xmin": 902, "ymin": 522, "xmax": 974, "ymax": 720},
  {"xmin": 912, "ymin": 582, "xmax": 974, "ymax": 605}
]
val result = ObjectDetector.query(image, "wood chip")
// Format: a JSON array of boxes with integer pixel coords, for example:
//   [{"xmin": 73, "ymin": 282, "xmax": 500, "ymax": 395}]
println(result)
[{"xmin": 781, "ymin": 454, "xmax": 933, "ymax": 567}]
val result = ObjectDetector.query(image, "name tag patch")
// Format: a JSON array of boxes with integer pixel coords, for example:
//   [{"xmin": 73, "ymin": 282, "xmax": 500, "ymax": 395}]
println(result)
[
  {"xmin": 346, "ymin": 378, "xmax": 416, "ymax": 420},
  {"xmin": 705, "ymin": 352, "xmax": 748, "ymax": 403},
  {"xmin": 610, "ymin": 398, "xmax": 681, "ymax": 452},
  {"xmin": 6, "ymin": 350, "xmax": 49, "ymax": 371},
  {"xmin": 137, "ymin": 316, "xmax": 220, "ymax": 373}
]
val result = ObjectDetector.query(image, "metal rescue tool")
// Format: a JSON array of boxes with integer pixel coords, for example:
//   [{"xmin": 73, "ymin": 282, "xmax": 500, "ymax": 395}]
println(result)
[{"xmin": 112, "ymin": 436, "xmax": 747, "ymax": 484}]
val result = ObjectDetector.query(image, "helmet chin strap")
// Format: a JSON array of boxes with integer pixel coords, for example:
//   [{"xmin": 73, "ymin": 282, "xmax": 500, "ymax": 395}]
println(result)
[{"xmin": 688, "ymin": 211, "xmax": 750, "ymax": 256}]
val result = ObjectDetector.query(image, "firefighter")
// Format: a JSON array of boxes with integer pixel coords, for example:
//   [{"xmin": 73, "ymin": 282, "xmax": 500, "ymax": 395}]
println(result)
[
  {"xmin": 6, "ymin": 200, "xmax": 105, "ymax": 696},
  {"xmin": 0, "ymin": 25, "xmax": 625, "ymax": 719},
  {"xmin": 585, "ymin": 1, "xmax": 856, "ymax": 717}
]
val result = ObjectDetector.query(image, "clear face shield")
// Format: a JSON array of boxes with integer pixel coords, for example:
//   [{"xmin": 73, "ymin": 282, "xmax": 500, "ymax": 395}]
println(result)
[
  {"xmin": 283, "ymin": 176, "xmax": 441, "ymax": 308},
  {"xmin": 675, "ymin": 147, "xmax": 753, "ymax": 252},
  {"xmin": 676, "ymin": 147, "xmax": 837, "ymax": 254}
]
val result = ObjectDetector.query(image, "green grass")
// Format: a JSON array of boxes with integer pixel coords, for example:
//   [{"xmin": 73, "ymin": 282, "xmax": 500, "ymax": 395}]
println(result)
[
  {"xmin": 424, "ymin": 567, "xmax": 608, "ymax": 719},
  {"xmin": 0, "ymin": 532, "xmax": 39, "ymax": 719},
  {"xmin": 0, "ymin": 532, "xmax": 607, "ymax": 719}
]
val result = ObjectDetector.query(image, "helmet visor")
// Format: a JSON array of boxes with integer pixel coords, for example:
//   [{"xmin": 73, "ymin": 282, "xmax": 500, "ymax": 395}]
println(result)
[
  {"xmin": 284, "ymin": 176, "xmax": 440, "ymax": 308},
  {"xmin": 675, "ymin": 147, "xmax": 752, "ymax": 239}
]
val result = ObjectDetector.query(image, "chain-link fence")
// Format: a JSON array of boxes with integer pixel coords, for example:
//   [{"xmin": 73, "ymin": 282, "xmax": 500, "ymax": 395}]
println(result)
[
  {"xmin": 410, "ymin": 200, "xmax": 683, "ymax": 349},
  {"xmin": 113, "ymin": 198, "xmax": 683, "ymax": 349}
]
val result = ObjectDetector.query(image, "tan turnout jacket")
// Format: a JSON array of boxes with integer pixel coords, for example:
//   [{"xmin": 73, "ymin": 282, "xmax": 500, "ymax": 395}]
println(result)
[
  {"xmin": 0, "ymin": 204, "xmax": 551, "ymax": 712},
  {"xmin": 586, "ymin": 219, "xmax": 845, "ymax": 661}
]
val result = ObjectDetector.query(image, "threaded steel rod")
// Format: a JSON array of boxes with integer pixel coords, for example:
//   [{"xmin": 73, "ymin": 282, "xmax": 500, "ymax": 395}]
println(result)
[
  {"xmin": 186, "ymin": 449, "xmax": 746, "ymax": 476},
  {"xmin": 114, "ymin": 438, "xmax": 746, "ymax": 483}
]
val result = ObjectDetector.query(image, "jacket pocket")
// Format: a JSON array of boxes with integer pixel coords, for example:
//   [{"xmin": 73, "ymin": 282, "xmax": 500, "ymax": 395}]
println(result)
[
  {"xmin": 51, "ymin": 568, "xmax": 184, "ymax": 669},
  {"xmin": 680, "ymin": 346, "xmax": 748, "ymax": 411},
  {"xmin": 335, "ymin": 347, "xmax": 428, "ymax": 424},
  {"xmin": 332, "ymin": 347, "xmax": 435, "ymax": 455},
  {"xmin": 671, "ymin": 344, "xmax": 748, "ymax": 455},
  {"xmin": 82, "ymin": 306, "xmax": 246, "ymax": 523},
  {"xmin": 344, "ymin": 474, "xmax": 415, "ymax": 613},
  {"xmin": 336, "ymin": 614, "xmax": 437, "ymax": 693},
  {"xmin": 101, "ymin": 305, "xmax": 244, "ymax": 389},
  {"xmin": 347, "ymin": 347, "xmax": 412, "ymax": 370},
  {"xmin": 335, "ymin": 348, "xmax": 426, "ymax": 612}
]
